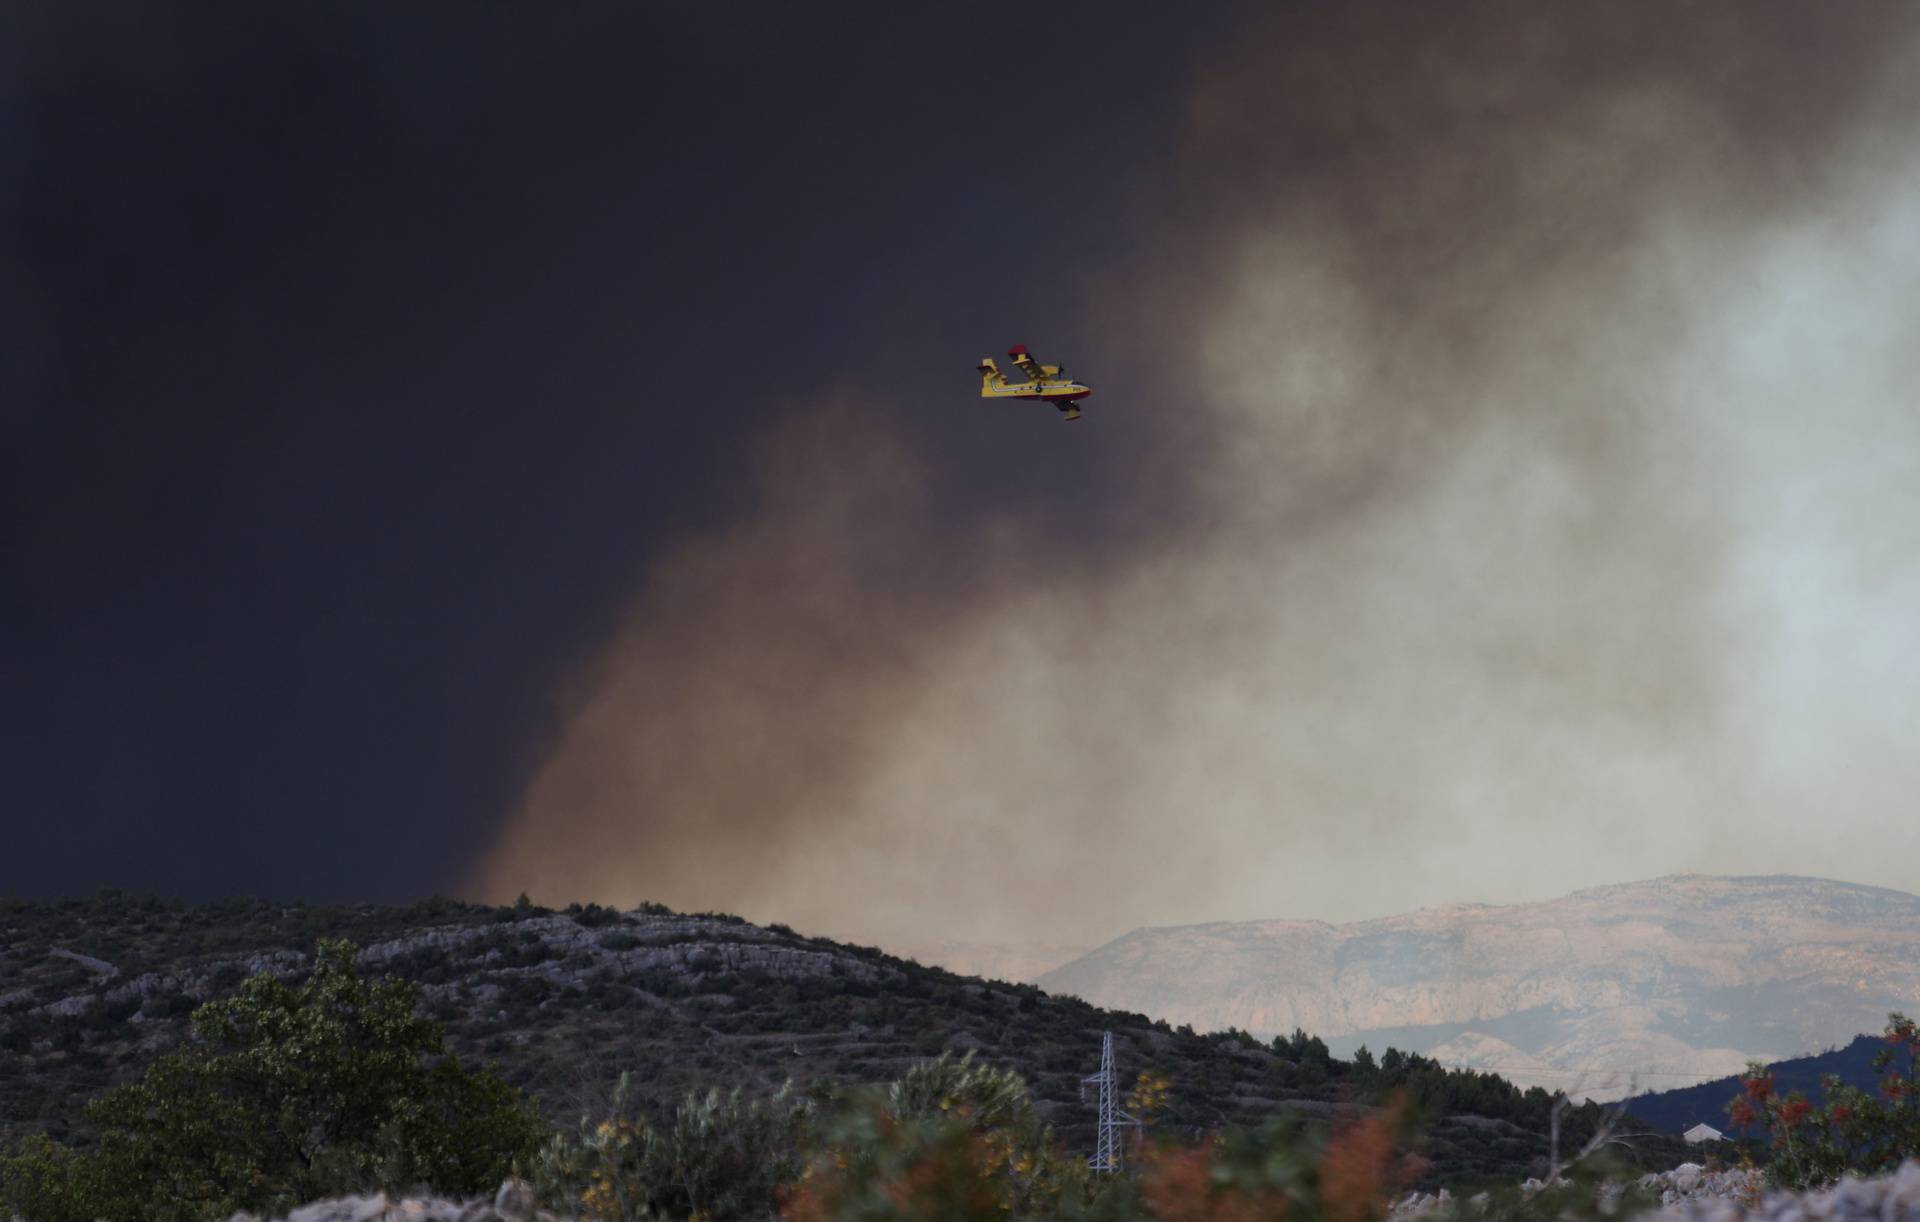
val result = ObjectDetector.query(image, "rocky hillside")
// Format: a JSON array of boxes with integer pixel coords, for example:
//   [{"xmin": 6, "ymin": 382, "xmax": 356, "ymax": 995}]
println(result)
[
  {"xmin": 0, "ymin": 892, "xmax": 1684, "ymax": 1185},
  {"xmin": 1037, "ymin": 875, "xmax": 1920, "ymax": 1099}
]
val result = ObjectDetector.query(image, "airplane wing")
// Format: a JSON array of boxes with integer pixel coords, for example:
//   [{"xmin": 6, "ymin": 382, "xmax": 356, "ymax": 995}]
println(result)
[{"xmin": 1009, "ymin": 344, "xmax": 1061, "ymax": 382}]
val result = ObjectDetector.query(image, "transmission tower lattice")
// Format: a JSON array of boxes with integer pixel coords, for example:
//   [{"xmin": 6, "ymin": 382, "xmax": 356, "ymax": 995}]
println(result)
[{"xmin": 1081, "ymin": 1030, "xmax": 1141, "ymax": 1174}]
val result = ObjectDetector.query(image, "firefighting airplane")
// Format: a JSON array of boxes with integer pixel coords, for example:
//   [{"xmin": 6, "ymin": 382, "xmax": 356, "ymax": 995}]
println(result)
[{"xmin": 976, "ymin": 343, "xmax": 1093, "ymax": 421}]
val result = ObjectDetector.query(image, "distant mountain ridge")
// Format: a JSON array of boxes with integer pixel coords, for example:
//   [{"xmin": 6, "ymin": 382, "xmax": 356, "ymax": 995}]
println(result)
[{"xmin": 1037, "ymin": 875, "xmax": 1920, "ymax": 1099}]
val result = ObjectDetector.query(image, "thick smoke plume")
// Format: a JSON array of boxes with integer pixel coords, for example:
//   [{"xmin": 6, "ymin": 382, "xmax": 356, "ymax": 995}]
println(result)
[{"xmin": 472, "ymin": 3, "xmax": 1920, "ymax": 949}]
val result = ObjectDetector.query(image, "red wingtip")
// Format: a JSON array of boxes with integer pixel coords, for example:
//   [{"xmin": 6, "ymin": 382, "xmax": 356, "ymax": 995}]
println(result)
[{"xmin": 1008, "ymin": 343, "xmax": 1029, "ymax": 356}]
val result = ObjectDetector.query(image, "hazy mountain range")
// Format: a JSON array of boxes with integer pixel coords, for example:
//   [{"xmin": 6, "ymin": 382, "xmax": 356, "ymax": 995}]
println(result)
[{"xmin": 1031, "ymin": 875, "xmax": 1920, "ymax": 1099}]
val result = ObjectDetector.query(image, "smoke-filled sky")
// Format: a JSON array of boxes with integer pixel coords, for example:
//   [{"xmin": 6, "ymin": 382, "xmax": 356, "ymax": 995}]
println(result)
[{"xmin": 8, "ymin": 2, "xmax": 1920, "ymax": 950}]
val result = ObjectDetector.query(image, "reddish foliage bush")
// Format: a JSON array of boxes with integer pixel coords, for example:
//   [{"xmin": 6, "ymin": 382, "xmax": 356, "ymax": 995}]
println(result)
[
  {"xmin": 1727, "ymin": 1013, "xmax": 1920, "ymax": 1190},
  {"xmin": 1319, "ymin": 1101, "xmax": 1414, "ymax": 1222},
  {"xmin": 1729, "ymin": 1097, "xmax": 1757, "ymax": 1134},
  {"xmin": 1138, "ymin": 1143, "xmax": 1290, "ymax": 1222}
]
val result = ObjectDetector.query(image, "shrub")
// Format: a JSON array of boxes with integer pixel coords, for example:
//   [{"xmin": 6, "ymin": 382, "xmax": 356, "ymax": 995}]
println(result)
[
  {"xmin": 887, "ymin": 1052, "xmax": 1032, "ymax": 1131},
  {"xmin": 785, "ymin": 1101, "xmax": 1080, "ymax": 1222},
  {"xmin": 572, "ymin": 904, "xmax": 621, "ymax": 929},
  {"xmin": 527, "ymin": 1074, "xmax": 811, "ymax": 1220},
  {"xmin": 786, "ymin": 1059, "xmax": 1086, "ymax": 1222},
  {"xmin": 0, "ymin": 940, "xmax": 544, "ymax": 1222},
  {"xmin": 788, "ymin": 1079, "xmax": 1441, "ymax": 1222},
  {"xmin": 1727, "ymin": 1011, "xmax": 1920, "ymax": 1189}
]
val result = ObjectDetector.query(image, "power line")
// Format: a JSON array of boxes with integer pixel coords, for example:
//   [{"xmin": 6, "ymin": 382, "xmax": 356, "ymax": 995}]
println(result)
[{"xmin": 1083, "ymin": 1031, "xmax": 1141, "ymax": 1173}]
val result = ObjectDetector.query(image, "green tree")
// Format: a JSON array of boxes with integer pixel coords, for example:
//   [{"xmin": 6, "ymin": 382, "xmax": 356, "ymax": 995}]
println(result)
[{"xmin": 1, "ymin": 940, "xmax": 544, "ymax": 1222}]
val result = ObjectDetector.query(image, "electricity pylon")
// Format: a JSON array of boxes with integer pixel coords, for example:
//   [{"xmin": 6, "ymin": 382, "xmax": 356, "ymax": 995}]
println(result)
[{"xmin": 1082, "ymin": 1030, "xmax": 1141, "ymax": 1173}]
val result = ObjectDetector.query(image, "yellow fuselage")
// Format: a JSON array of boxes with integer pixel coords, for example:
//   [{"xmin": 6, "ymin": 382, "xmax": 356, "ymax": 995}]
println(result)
[
  {"xmin": 981, "ymin": 379, "xmax": 1092, "ymax": 404},
  {"xmin": 976, "ymin": 352, "xmax": 1091, "ymax": 420}
]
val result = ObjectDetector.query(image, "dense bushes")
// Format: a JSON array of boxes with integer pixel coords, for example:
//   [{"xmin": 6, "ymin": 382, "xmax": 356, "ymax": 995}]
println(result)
[
  {"xmin": 0, "ymin": 941, "xmax": 543, "ymax": 1222},
  {"xmin": 531, "ymin": 1053, "xmax": 1459, "ymax": 1221},
  {"xmin": 516, "ymin": 1047, "xmax": 1699, "ymax": 1220},
  {"xmin": 0, "ymin": 994, "xmax": 1826, "ymax": 1222},
  {"xmin": 528, "ymin": 1074, "xmax": 813, "ymax": 1220}
]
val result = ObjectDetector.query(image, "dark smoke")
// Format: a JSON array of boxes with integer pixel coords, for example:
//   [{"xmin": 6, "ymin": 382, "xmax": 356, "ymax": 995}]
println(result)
[{"xmin": 473, "ymin": 2, "xmax": 1920, "ymax": 948}]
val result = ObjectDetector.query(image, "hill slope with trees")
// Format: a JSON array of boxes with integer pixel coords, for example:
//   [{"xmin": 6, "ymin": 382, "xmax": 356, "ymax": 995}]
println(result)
[
  {"xmin": 0, "ymin": 891, "xmax": 1688, "ymax": 1186},
  {"xmin": 1623, "ymin": 1034, "xmax": 1895, "ymax": 1135}
]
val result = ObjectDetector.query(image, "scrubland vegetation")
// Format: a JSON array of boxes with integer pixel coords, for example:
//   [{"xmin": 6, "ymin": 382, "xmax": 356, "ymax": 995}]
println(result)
[
  {"xmin": 0, "ymin": 941, "xmax": 543, "ymax": 1221},
  {"xmin": 3, "ymin": 897, "xmax": 1915, "ymax": 1219},
  {"xmin": 0, "ymin": 893, "xmax": 1660, "ymax": 1185},
  {"xmin": 0, "ymin": 942, "xmax": 1618, "ymax": 1222}
]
